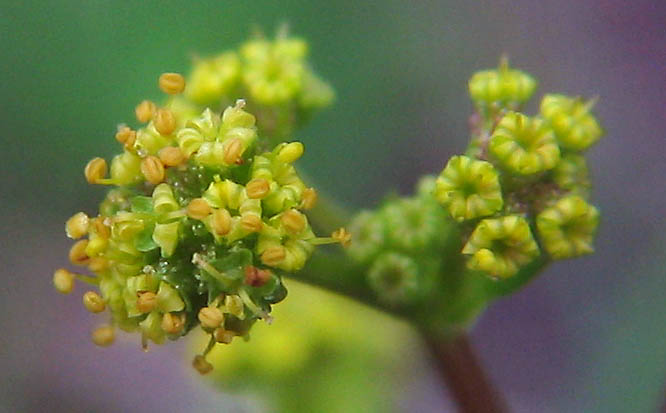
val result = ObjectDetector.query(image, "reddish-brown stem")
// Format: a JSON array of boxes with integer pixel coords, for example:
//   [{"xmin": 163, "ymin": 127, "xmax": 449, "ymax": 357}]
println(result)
[{"xmin": 423, "ymin": 332, "xmax": 508, "ymax": 413}]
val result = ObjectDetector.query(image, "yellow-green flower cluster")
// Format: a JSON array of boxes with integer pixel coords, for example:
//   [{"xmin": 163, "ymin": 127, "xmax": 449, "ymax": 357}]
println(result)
[
  {"xmin": 183, "ymin": 32, "xmax": 334, "ymax": 139},
  {"xmin": 432, "ymin": 61, "xmax": 603, "ymax": 279},
  {"xmin": 55, "ymin": 70, "xmax": 343, "ymax": 373}
]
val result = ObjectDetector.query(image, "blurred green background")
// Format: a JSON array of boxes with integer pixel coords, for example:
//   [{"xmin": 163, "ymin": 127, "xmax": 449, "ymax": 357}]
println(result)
[{"xmin": 1, "ymin": 1, "xmax": 664, "ymax": 412}]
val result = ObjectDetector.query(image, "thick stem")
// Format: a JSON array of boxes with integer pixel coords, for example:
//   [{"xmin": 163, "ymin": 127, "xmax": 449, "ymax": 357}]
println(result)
[{"xmin": 423, "ymin": 332, "xmax": 508, "ymax": 413}]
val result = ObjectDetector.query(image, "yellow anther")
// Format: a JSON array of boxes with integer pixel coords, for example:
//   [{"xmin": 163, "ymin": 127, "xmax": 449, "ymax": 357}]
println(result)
[
  {"xmin": 240, "ymin": 214, "xmax": 263, "ymax": 232},
  {"xmin": 332, "ymin": 227, "xmax": 352, "ymax": 247},
  {"xmin": 261, "ymin": 246, "xmax": 287, "ymax": 266},
  {"xmin": 246, "ymin": 178, "xmax": 270, "ymax": 199},
  {"xmin": 92, "ymin": 217, "xmax": 111, "ymax": 239},
  {"xmin": 84, "ymin": 157, "xmax": 107, "ymax": 184},
  {"xmin": 158, "ymin": 72, "xmax": 186, "ymax": 95},
  {"xmin": 82, "ymin": 291, "xmax": 106, "ymax": 313},
  {"xmin": 154, "ymin": 108, "xmax": 177, "ymax": 135},
  {"xmin": 214, "ymin": 328, "xmax": 235, "ymax": 344},
  {"xmin": 223, "ymin": 138, "xmax": 244, "ymax": 165},
  {"xmin": 69, "ymin": 239, "xmax": 90, "ymax": 266},
  {"xmin": 87, "ymin": 257, "xmax": 109, "ymax": 273},
  {"xmin": 192, "ymin": 355, "xmax": 213, "ymax": 375},
  {"xmin": 198, "ymin": 306, "xmax": 225, "ymax": 329},
  {"xmin": 140, "ymin": 156, "xmax": 165, "ymax": 185},
  {"xmin": 91, "ymin": 325, "xmax": 115, "ymax": 347},
  {"xmin": 135, "ymin": 100, "xmax": 156, "ymax": 123},
  {"xmin": 211, "ymin": 208, "xmax": 232, "ymax": 235},
  {"xmin": 158, "ymin": 146, "xmax": 186, "ymax": 167},
  {"xmin": 187, "ymin": 198, "xmax": 212, "ymax": 220},
  {"xmin": 301, "ymin": 187, "xmax": 318, "ymax": 210},
  {"xmin": 115, "ymin": 126, "xmax": 136, "ymax": 145},
  {"xmin": 66, "ymin": 212, "xmax": 89, "ymax": 239},
  {"xmin": 53, "ymin": 268, "xmax": 75, "ymax": 294},
  {"xmin": 136, "ymin": 291, "xmax": 157, "ymax": 313},
  {"xmin": 161, "ymin": 313, "xmax": 186, "ymax": 335},
  {"xmin": 277, "ymin": 142, "xmax": 304, "ymax": 163},
  {"xmin": 281, "ymin": 209, "xmax": 306, "ymax": 234}
]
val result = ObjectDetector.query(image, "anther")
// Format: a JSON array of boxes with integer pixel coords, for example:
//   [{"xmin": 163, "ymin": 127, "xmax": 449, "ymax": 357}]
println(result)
[
  {"xmin": 158, "ymin": 72, "xmax": 186, "ymax": 95},
  {"xmin": 84, "ymin": 158, "xmax": 107, "ymax": 184},
  {"xmin": 154, "ymin": 108, "xmax": 177, "ymax": 135},
  {"xmin": 192, "ymin": 355, "xmax": 213, "ymax": 375},
  {"xmin": 246, "ymin": 178, "xmax": 270, "ymax": 199},
  {"xmin": 332, "ymin": 228, "xmax": 352, "ymax": 247},
  {"xmin": 136, "ymin": 291, "xmax": 158, "ymax": 313},
  {"xmin": 66, "ymin": 212, "xmax": 89, "ymax": 239},
  {"xmin": 83, "ymin": 291, "xmax": 106, "ymax": 313},
  {"xmin": 187, "ymin": 198, "xmax": 212, "ymax": 220},
  {"xmin": 53, "ymin": 268, "xmax": 75, "ymax": 294},
  {"xmin": 198, "ymin": 306, "xmax": 225, "ymax": 329},
  {"xmin": 140, "ymin": 156, "xmax": 165, "ymax": 185},
  {"xmin": 91, "ymin": 325, "xmax": 115, "ymax": 347},
  {"xmin": 158, "ymin": 146, "xmax": 186, "ymax": 167},
  {"xmin": 301, "ymin": 187, "xmax": 318, "ymax": 210},
  {"xmin": 135, "ymin": 100, "xmax": 156, "ymax": 123},
  {"xmin": 261, "ymin": 246, "xmax": 287, "ymax": 266},
  {"xmin": 69, "ymin": 240, "xmax": 90, "ymax": 265},
  {"xmin": 240, "ymin": 214, "xmax": 263, "ymax": 232}
]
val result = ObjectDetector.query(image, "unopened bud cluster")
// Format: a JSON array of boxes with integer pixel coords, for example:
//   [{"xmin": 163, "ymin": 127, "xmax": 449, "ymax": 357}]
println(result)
[
  {"xmin": 348, "ymin": 59, "xmax": 602, "ymax": 309},
  {"xmin": 55, "ymin": 42, "xmax": 344, "ymax": 373},
  {"xmin": 183, "ymin": 30, "xmax": 334, "ymax": 139},
  {"xmin": 438, "ymin": 58, "xmax": 602, "ymax": 279}
]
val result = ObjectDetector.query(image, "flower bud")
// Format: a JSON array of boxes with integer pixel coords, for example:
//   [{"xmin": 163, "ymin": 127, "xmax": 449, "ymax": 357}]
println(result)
[
  {"xmin": 536, "ymin": 195, "xmax": 599, "ymax": 259},
  {"xmin": 540, "ymin": 94, "xmax": 602, "ymax": 151},
  {"xmin": 435, "ymin": 155, "xmax": 503, "ymax": 222},
  {"xmin": 489, "ymin": 112, "xmax": 560, "ymax": 175},
  {"xmin": 462, "ymin": 215, "xmax": 540, "ymax": 279},
  {"xmin": 468, "ymin": 57, "xmax": 536, "ymax": 108}
]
